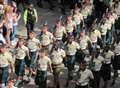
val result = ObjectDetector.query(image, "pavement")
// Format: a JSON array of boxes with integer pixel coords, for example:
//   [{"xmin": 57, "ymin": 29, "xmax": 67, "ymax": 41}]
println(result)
[{"xmin": 13, "ymin": 1, "xmax": 120, "ymax": 88}]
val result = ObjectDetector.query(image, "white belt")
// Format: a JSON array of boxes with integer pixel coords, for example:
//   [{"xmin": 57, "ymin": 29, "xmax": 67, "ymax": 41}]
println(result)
[{"xmin": 0, "ymin": 64, "xmax": 8, "ymax": 68}]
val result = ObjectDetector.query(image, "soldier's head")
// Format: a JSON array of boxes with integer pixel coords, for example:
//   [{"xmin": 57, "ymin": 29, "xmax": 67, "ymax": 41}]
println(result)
[
  {"xmin": 55, "ymin": 19, "xmax": 61, "ymax": 27},
  {"xmin": 80, "ymin": 30, "xmax": 85, "ymax": 37},
  {"xmin": 53, "ymin": 41, "xmax": 60, "ymax": 50},
  {"xmin": 42, "ymin": 26, "xmax": 48, "ymax": 33},
  {"xmin": 68, "ymin": 35, "xmax": 74, "ymax": 43},
  {"xmin": 17, "ymin": 37, "xmax": 24, "ymax": 47},
  {"xmin": 80, "ymin": 61, "xmax": 87, "ymax": 71},
  {"xmin": 67, "ymin": 14, "xmax": 72, "ymax": 21},
  {"xmin": 39, "ymin": 49, "xmax": 48, "ymax": 58},
  {"xmin": 28, "ymin": 31, "xmax": 35, "ymax": 39}
]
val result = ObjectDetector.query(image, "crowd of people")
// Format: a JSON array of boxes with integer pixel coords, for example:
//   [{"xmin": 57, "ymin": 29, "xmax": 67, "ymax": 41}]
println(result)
[{"xmin": 0, "ymin": 0, "xmax": 120, "ymax": 88}]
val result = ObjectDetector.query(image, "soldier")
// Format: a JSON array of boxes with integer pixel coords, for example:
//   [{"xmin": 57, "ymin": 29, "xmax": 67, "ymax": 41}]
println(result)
[
  {"xmin": 24, "ymin": 4, "xmax": 38, "ymax": 37},
  {"xmin": 26, "ymin": 31, "xmax": 41, "ymax": 80},
  {"xmin": 65, "ymin": 35, "xmax": 80, "ymax": 87},
  {"xmin": 111, "ymin": 39, "xmax": 120, "ymax": 86},
  {"xmin": 90, "ymin": 46, "xmax": 104, "ymax": 88},
  {"xmin": 65, "ymin": 14, "xmax": 76, "ymax": 38},
  {"xmin": 0, "ymin": 41, "xmax": 14, "ymax": 88},
  {"xmin": 101, "ymin": 45, "xmax": 114, "ymax": 88},
  {"xmin": 53, "ymin": 19, "xmax": 66, "ymax": 47},
  {"xmin": 73, "ymin": 8, "xmax": 84, "ymax": 38},
  {"xmin": 39, "ymin": 26, "xmax": 54, "ymax": 52},
  {"xmin": 50, "ymin": 41, "xmax": 66, "ymax": 88},
  {"xmin": 14, "ymin": 37, "xmax": 30, "ymax": 87},
  {"xmin": 75, "ymin": 61, "xmax": 94, "ymax": 88},
  {"xmin": 35, "ymin": 49, "xmax": 53, "ymax": 88},
  {"xmin": 89, "ymin": 24, "xmax": 101, "ymax": 51}
]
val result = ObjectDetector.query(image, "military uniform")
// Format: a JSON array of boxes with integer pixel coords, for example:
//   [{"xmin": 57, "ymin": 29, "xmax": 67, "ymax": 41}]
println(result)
[
  {"xmin": 40, "ymin": 31, "xmax": 53, "ymax": 51},
  {"xmin": 65, "ymin": 41, "xmax": 80, "ymax": 86},
  {"xmin": 51, "ymin": 48, "xmax": 65, "ymax": 88},
  {"xmin": 73, "ymin": 12, "xmax": 83, "ymax": 37},
  {"xmin": 76, "ymin": 69, "xmax": 94, "ymax": 88},
  {"xmin": 15, "ymin": 45, "xmax": 29, "ymax": 77},
  {"xmin": 0, "ymin": 51, "xmax": 13, "ymax": 86},
  {"xmin": 65, "ymin": 20, "xmax": 76, "ymax": 36},
  {"xmin": 91, "ymin": 55, "xmax": 104, "ymax": 88},
  {"xmin": 35, "ymin": 56, "xmax": 51, "ymax": 88}
]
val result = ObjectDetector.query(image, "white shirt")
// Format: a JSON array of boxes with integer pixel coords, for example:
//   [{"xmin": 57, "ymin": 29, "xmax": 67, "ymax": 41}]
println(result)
[
  {"xmin": 100, "ymin": 23, "xmax": 109, "ymax": 35},
  {"xmin": 54, "ymin": 26, "xmax": 66, "ymax": 40},
  {"xmin": 27, "ymin": 38, "xmax": 40, "ymax": 52},
  {"xmin": 65, "ymin": 41, "xmax": 80, "ymax": 55},
  {"xmin": 40, "ymin": 32, "xmax": 53, "ymax": 46},
  {"xmin": 79, "ymin": 35, "xmax": 90, "ymax": 50},
  {"xmin": 92, "ymin": 55, "xmax": 104, "ymax": 71},
  {"xmin": 37, "ymin": 56, "xmax": 51, "ymax": 71},
  {"xmin": 51, "ymin": 49, "xmax": 65, "ymax": 65},
  {"xmin": 104, "ymin": 50, "xmax": 114, "ymax": 64},
  {"xmin": 15, "ymin": 45, "xmax": 29, "ymax": 59},
  {"xmin": 76, "ymin": 69, "xmax": 94, "ymax": 86},
  {"xmin": 66, "ymin": 21, "xmax": 76, "ymax": 33},
  {"xmin": 90, "ymin": 30, "xmax": 101, "ymax": 43},
  {"xmin": 73, "ymin": 13, "xmax": 83, "ymax": 25}
]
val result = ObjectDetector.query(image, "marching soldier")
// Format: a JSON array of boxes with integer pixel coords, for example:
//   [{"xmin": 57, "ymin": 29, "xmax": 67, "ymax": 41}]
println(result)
[
  {"xmin": 35, "ymin": 49, "xmax": 53, "ymax": 88},
  {"xmin": 65, "ymin": 14, "xmax": 76, "ymax": 38},
  {"xmin": 0, "ymin": 41, "xmax": 14, "ymax": 88},
  {"xmin": 50, "ymin": 41, "xmax": 66, "ymax": 88},
  {"xmin": 39, "ymin": 25, "xmax": 54, "ymax": 52},
  {"xmin": 73, "ymin": 7, "xmax": 84, "ymax": 38},
  {"xmin": 90, "ymin": 46, "xmax": 104, "ymax": 88},
  {"xmin": 65, "ymin": 35, "xmax": 80, "ymax": 87},
  {"xmin": 14, "ymin": 37, "xmax": 30, "ymax": 87},
  {"xmin": 53, "ymin": 19, "xmax": 66, "ymax": 47},
  {"xmin": 75, "ymin": 61, "xmax": 94, "ymax": 88},
  {"xmin": 111, "ymin": 39, "xmax": 120, "ymax": 86},
  {"xmin": 101, "ymin": 45, "xmax": 114, "ymax": 88},
  {"xmin": 26, "ymin": 31, "xmax": 41, "ymax": 80},
  {"xmin": 24, "ymin": 4, "xmax": 38, "ymax": 37}
]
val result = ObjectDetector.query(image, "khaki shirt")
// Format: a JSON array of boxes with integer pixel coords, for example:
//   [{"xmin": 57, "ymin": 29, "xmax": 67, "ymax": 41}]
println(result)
[
  {"xmin": 51, "ymin": 49, "xmax": 66, "ymax": 65},
  {"xmin": 0, "ymin": 52, "xmax": 13, "ymax": 67},
  {"xmin": 15, "ymin": 45, "xmax": 29, "ymax": 60},
  {"xmin": 27, "ymin": 38, "xmax": 40, "ymax": 52},
  {"xmin": 90, "ymin": 30, "xmax": 101, "ymax": 43},
  {"xmin": 76, "ymin": 69, "xmax": 94, "ymax": 86},
  {"xmin": 73, "ymin": 13, "xmax": 83, "ymax": 25},
  {"xmin": 66, "ymin": 21, "xmax": 76, "ymax": 33},
  {"xmin": 37, "ymin": 56, "xmax": 51, "ymax": 71},
  {"xmin": 40, "ymin": 32, "xmax": 53, "ymax": 46},
  {"xmin": 104, "ymin": 50, "xmax": 114, "ymax": 64},
  {"xmin": 92, "ymin": 55, "xmax": 104, "ymax": 71},
  {"xmin": 79, "ymin": 35, "xmax": 91, "ymax": 50},
  {"xmin": 54, "ymin": 26, "xmax": 66, "ymax": 40},
  {"xmin": 65, "ymin": 41, "xmax": 80, "ymax": 55}
]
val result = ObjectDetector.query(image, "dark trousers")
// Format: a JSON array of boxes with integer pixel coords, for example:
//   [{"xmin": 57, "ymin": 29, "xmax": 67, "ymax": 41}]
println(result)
[
  {"xmin": 35, "ymin": 70, "xmax": 47, "ymax": 88},
  {"xmin": 92, "ymin": 71, "xmax": 101, "ymax": 88},
  {"xmin": 26, "ymin": 22, "xmax": 34, "ymax": 36},
  {"xmin": 75, "ymin": 84, "xmax": 88, "ymax": 88}
]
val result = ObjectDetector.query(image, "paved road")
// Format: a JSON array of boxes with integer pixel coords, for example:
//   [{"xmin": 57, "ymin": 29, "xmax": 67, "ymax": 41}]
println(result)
[{"xmin": 14, "ymin": 1, "xmax": 120, "ymax": 88}]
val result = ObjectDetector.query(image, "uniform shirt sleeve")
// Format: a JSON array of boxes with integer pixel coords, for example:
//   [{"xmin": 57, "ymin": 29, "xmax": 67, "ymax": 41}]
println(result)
[
  {"xmin": 88, "ymin": 70, "xmax": 94, "ymax": 79},
  {"xmin": 61, "ymin": 49, "xmax": 66, "ymax": 58},
  {"xmin": 75, "ymin": 42, "xmax": 80, "ymax": 50},
  {"xmin": 6, "ymin": 52, "xmax": 14, "ymax": 64},
  {"xmin": 33, "ymin": 8, "xmax": 38, "ymax": 23}
]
